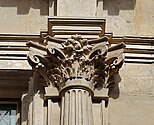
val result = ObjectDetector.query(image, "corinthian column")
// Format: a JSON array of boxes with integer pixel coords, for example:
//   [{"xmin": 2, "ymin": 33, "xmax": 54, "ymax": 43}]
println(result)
[
  {"xmin": 27, "ymin": 34, "xmax": 125, "ymax": 125},
  {"xmin": 60, "ymin": 80, "xmax": 93, "ymax": 125}
]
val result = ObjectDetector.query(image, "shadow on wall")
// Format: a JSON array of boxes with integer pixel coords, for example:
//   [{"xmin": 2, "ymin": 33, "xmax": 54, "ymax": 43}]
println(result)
[
  {"xmin": 97, "ymin": 0, "xmax": 136, "ymax": 15},
  {"xmin": 108, "ymin": 73, "xmax": 122, "ymax": 99},
  {"xmin": 21, "ymin": 72, "xmax": 45, "ymax": 124},
  {"xmin": 0, "ymin": 0, "xmax": 55, "ymax": 15}
]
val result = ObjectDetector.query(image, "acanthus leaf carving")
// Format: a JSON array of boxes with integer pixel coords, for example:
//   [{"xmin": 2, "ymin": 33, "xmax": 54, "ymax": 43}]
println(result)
[{"xmin": 27, "ymin": 35, "xmax": 125, "ymax": 90}]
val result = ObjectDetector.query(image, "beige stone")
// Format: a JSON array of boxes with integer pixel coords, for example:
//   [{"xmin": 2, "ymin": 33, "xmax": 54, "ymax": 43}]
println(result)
[
  {"xmin": 96, "ymin": 0, "xmax": 154, "ymax": 36},
  {"xmin": 93, "ymin": 101, "xmax": 109, "ymax": 125},
  {"xmin": 109, "ymin": 94, "xmax": 154, "ymax": 125},
  {"xmin": 21, "ymin": 92, "xmax": 29, "ymax": 125},
  {"xmin": 118, "ymin": 63, "xmax": 154, "ymax": 95},
  {"xmin": 121, "ymin": 77, "xmax": 153, "ymax": 94},
  {"xmin": 96, "ymin": 0, "xmax": 135, "ymax": 35},
  {"xmin": 0, "ymin": 60, "xmax": 31, "ymax": 69},
  {"xmin": 57, "ymin": 0, "xmax": 97, "ymax": 17},
  {"xmin": 134, "ymin": 0, "xmax": 154, "ymax": 36},
  {"xmin": 125, "ymin": 63, "xmax": 153, "ymax": 77},
  {"xmin": 48, "ymin": 101, "xmax": 60, "ymax": 125},
  {"xmin": 0, "ymin": 0, "xmax": 154, "ymax": 125},
  {"xmin": 0, "ymin": 0, "xmax": 48, "ymax": 34}
]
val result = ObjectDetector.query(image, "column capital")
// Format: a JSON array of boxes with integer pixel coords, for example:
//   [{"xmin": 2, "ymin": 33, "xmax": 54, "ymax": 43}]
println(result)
[{"xmin": 27, "ymin": 35, "xmax": 125, "ymax": 91}]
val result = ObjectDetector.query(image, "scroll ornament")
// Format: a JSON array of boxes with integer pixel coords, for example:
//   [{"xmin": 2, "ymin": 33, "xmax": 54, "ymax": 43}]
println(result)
[{"xmin": 27, "ymin": 35, "xmax": 125, "ymax": 90}]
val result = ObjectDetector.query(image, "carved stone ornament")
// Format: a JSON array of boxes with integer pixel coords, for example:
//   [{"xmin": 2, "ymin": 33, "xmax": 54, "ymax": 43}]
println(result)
[{"xmin": 27, "ymin": 35, "xmax": 125, "ymax": 90}]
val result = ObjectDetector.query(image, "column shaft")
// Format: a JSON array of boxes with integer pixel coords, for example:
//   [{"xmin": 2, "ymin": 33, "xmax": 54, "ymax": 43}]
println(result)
[{"xmin": 60, "ymin": 89, "xmax": 93, "ymax": 125}]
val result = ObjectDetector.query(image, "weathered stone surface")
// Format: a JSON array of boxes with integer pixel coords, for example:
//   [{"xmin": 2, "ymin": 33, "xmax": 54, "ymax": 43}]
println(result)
[
  {"xmin": 121, "ymin": 77, "xmax": 153, "ymax": 94},
  {"xmin": 57, "ymin": 0, "xmax": 97, "ymax": 17},
  {"xmin": 96, "ymin": 0, "xmax": 135, "ymax": 35},
  {"xmin": 0, "ymin": 0, "xmax": 154, "ymax": 125},
  {"xmin": 149, "ymin": 63, "xmax": 154, "ymax": 95},
  {"xmin": 48, "ymin": 102, "xmax": 60, "ymax": 125},
  {"xmin": 93, "ymin": 101, "xmax": 108, "ymax": 125},
  {"xmin": 119, "ymin": 63, "xmax": 154, "ymax": 95},
  {"xmin": 21, "ymin": 92, "xmax": 29, "ymax": 125},
  {"xmin": 109, "ymin": 94, "xmax": 154, "ymax": 125},
  {"xmin": 0, "ymin": 0, "xmax": 49, "ymax": 34},
  {"xmin": 96, "ymin": 0, "xmax": 154, "ymax": 36},
  {"xmin": 125, "ymin": 63, "xmax": 153, "ymax": 77},
  {"xmin": 27, "ymin": 72, "xmax": 45, "ymax": 125},
  {"xmin": 0, "ymin": 60, "xmax": 31, "ymax": 69},
  {"xmin": 0, "ymin": 0, "xmax": 154, "ymax": 36},
  {"xmin": 134, "ymin": 0, "xmax": 154, "ymax": 36}
]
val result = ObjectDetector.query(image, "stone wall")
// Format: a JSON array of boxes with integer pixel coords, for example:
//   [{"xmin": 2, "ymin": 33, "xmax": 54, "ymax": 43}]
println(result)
[
  {"xmin": 0, "ymin": 0, "xmax": 154, "ymax": 125},
  {"xmin": 0, "ymin": 0, "xmax": 49, "ymax": 34},
  {"xmin": 97, "ymin": 0, "xmax": 154, "ymax": 36},
  {"xmin": 0, "ymin": 0, "xmax": 154, "ymax": 36},
  {"xmin": 120, "ymin": 63, "xmax": 154, "ymax": 95},
  {"xmin": 107, "ymin": 63, "xmax": 154, "ymax": 125},
  {"xmin": 109, "ymin": 94, "xmax": 154, "ymax": 125}
]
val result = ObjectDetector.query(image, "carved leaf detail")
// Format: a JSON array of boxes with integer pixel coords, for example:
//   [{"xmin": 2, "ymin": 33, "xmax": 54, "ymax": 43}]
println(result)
[{"xmin": 27, "ymin": 35, "xmax": 125, "ymax": 90}]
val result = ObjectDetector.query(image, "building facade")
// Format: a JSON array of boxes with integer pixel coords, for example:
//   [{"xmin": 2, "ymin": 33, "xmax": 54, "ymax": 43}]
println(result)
[{"xmin": 0, "ymin": 0, "xmax": 154, "ymax": 125}]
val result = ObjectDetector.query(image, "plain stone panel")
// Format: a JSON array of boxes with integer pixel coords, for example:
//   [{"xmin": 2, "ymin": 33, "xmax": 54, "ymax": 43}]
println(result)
[
  {"xmin": 120, "ymin": 77, "xmax": 153, "ymax": 94},
  {"xmin": 93, "ymin": 103, "xmax": 101, "ymax": 125},
  {"xmin": 57, "ymin": 0, "xmax": 97, "ymax": 17},
  {"xmin": 125, "ymin": 63, "xmax": 153, "ymax": 77},
  {"xmin": 109, "ymin": 94, "xmax": 154, "ymax": 125},
  {"xmin": 96, "ymin": 0, "xmax": 154, "ymax": 36},
  {"xmin": 0, "ymin": 60, "xmax": 31, "ymax": 69},
  {"xmin": 0, "ymin": 0, "xmax": 49, "ymax": 34},
  {"xmin": 21, "ymin": 93, "xmax": 29, "ymax": 125},
  {"xmin": 96, "ymin": 0, "xmax": 135, "ymax": 35},
  {"xmin": 134, "ymin": 0, "xmax": 154, "ymax": 36},
  {"xmin": 51, "ymin": 102, "xmax": 60, "ymax": 125},
  {"xmin": 152, "ymin": 64, "xmax": 154, "ymax": 95},
  {"xmin": 118, "ymin": 63, "xmax": 154, "ymax": 95}
]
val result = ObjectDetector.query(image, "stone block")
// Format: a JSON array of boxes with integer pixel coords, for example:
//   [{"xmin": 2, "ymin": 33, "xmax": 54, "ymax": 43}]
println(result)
[
  {"xmin": 96, "ymin": 0, "xmax": 135, "ymax": 35},
  {"xmin": 109, "ymin": 94, "xmax": 154, "ymax": 125},
  {"xmin": 134, "ymin": 0, "xmax": 154, "ymax": 36},
  {"xmin": 57, "ymin": 0, "xmax": 97, "ymax": 17},
  {"xmin": 0, "ymin": 0, "xmax": 48, "ymax": 34},
  {"xmin": 120, "ymin": 77, "xmax": 153, "ymax": 94},
  {"xmin": 125, "ymin": 63, "xmax": 153, "ymax": 77},
  {"xmin": 45, "ymin": 87, "xmax": 59, "ymax": 99},
  {"xmin": 0, "ymin": 60, "xmax": 31, "ymax": 69}
]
